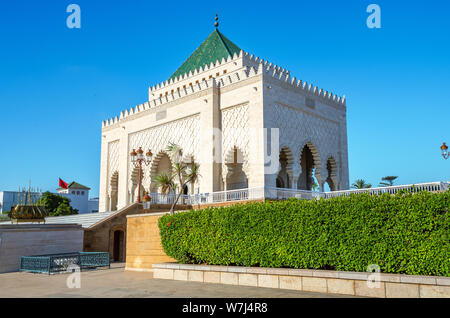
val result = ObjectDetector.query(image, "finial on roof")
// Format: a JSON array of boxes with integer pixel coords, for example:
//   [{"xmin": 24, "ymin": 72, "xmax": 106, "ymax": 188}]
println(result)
[{"xmin": 214, "ymin": 12, "xmax": 219, "ymax": 28}]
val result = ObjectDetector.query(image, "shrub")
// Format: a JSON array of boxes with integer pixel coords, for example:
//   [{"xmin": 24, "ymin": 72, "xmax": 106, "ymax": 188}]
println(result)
[{"xmin": 159, "ymin": 191, "xmax": 449, "ymax": 276}]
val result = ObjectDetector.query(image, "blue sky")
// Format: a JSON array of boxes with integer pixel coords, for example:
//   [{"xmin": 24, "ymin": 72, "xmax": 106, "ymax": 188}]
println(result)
[{"xmin": 0, "ymin": 0, "xmax": 449, "ymax": 196}]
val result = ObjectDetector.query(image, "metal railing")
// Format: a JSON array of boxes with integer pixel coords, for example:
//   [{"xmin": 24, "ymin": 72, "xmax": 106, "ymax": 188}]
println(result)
[
  {"xmin": 143, "ymin": 181, "xmax": 449, "ymax": 207},
  {"xmin": 20, "ymin": 252, "xmax": 110, "ymax": 274}
]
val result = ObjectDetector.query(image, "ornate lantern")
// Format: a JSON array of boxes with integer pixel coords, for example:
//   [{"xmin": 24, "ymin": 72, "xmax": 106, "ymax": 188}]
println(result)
[
  {"xmin": 441, "ymin": 142, "xmax": 449, "ymax": 160},
  {"xmin": 130, "ymin": 149, "xmax": 137, "ymax": 162},
  {"xmin": 142, "ymin": 191, "xmax": 151, "ymax": 204}
]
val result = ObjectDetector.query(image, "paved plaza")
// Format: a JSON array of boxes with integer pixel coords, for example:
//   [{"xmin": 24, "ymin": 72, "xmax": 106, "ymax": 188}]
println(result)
[{"xmin": 0, "ymin": 263, "xmax": 355, "ymax": 298}]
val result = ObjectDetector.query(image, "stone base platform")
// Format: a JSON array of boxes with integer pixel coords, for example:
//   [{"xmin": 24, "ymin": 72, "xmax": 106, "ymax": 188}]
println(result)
[{"xmin": 153, "ymin": 263, "xmax": 450, "ymax": 298}]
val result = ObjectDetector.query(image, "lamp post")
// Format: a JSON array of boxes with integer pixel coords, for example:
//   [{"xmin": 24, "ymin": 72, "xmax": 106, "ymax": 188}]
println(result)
[
  {"xmin": 130, "ymin": 147, "xmax": 153, "ymax": 203},
  {"xmin": 441, "ymin": 142, "xmax": 449, "ymax": 160}
]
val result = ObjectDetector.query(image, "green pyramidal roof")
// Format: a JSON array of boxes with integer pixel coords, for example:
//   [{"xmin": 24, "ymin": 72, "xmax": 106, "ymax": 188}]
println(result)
[{"xmin": 170, "ymin": 29, "xmax": 241, "ymax": 80}]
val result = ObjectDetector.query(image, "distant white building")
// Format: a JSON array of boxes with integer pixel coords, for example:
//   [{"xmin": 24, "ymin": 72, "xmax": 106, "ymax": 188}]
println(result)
[
  {"xmin": 57, "ymin": 182, "xmax": 99, "ymax": 214},
  {"xmin": 0, "ymin": 182, "xmax": 99, "ymax": 214}
]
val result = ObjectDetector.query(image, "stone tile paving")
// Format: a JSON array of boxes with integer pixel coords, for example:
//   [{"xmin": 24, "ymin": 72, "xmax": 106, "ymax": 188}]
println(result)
[{"xmin": 0, "ymin": 263, "xmax": 357, "ymax": 298}]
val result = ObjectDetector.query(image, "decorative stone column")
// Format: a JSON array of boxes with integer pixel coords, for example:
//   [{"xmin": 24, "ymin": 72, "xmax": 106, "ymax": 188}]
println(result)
[
  {"xmin": 319, "ymin": 182, "xmax": 325, "ymax": 193},
  {"xmin": 291, "ymin": 166, "xmax": 302, "ymax": 190},
  {"xmin": 105, "ymin": 195, "xmax": 111, "ymax": 212}
]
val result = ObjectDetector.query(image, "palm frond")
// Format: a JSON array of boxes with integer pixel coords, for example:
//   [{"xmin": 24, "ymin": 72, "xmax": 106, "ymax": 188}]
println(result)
[
  {"xmin": 351, "ymin": 179, "xmax": 372, "ymax": 189},
  {"xmin": 154, "ymin": 171, "xmax": 175, "ymax": 196},
  {"xmin": 166, "ymin": 142, "xmax": 183, "ymax": 164},
  {"xmin": 187, "ymin": 162, "xmax": 201, "ymax": 183},
  {"xmin": 172, "ymin": 162, "xmax": 187, "ymax": 176}
]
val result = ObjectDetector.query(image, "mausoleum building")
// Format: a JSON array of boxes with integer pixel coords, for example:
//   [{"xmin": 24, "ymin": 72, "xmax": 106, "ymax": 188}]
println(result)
[{"xmin": 99, "ymin": 24, "xmax": 349, "ymax": 212}]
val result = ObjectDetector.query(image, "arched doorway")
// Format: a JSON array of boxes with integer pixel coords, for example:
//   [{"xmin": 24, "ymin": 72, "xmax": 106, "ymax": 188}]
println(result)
[
  {"xmin": 150, "ymin": 152, "xmax": 173, "ymax": 193},
  {"xmin": 112, "ymin": 229, "xmax": 125, "ymax": 262},
  {"xmin": 225, "ymin": 147, "xmax": 248, "ymax": 190},
  {"xmin": 297, "ymin": 143, "xmax": 321, "ymax": 191}
]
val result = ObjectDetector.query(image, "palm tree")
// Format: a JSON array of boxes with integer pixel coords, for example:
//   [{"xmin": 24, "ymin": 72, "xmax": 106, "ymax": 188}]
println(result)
[
  {"xmin": 351, "ymin": 179, "xmax": 372, "ymax": 189},
  {"xmin": 154, "ymin": 171, "xmax": 176, "ymax": 197},
  {"xmin": 379, "ymin": 176, "xmax": 398, "ymax": 187},
  {"xmin": 166, "ymin": 142, "xmax": 201, "ymax": 215},
  {"xmin": 167, "ymin": 142, "xmax": 183, "ymax": 164},
  {"xmin": 187, "ymin": 161, "xmax": 201, "ymax": 196}
]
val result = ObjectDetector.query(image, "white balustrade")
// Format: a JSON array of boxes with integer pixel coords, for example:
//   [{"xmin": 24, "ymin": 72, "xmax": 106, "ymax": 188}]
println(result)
[
  {"xmin": 144, "ymin": 181, "xmax": 449, "ymax": 207},
  {"xmin": 322, "ymin": 181, "xmax": 448, "ymax": 199},
  {"xmin": 147, "ymin": 193, "xmax": 191, "ymax": 205}
]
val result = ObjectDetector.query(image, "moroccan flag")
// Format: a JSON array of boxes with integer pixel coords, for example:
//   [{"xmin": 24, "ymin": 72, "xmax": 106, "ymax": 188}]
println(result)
[{"xmin": 59, "ymin": 178, "xmax": 68, "ymax": 189}]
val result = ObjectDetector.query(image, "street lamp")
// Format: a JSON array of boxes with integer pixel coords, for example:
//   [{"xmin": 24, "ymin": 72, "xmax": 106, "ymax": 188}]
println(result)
[
  {"xmin": 441, "ymin": 142, "xmax": 449, "ymax": 160},
  {"xmin": 130, "ymin": 147, "xmax": 153, "ymax": 203}
]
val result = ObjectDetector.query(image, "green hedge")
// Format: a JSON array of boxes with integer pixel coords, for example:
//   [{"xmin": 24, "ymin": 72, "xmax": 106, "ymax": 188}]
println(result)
[{"xmin": 159, "ymin": 191, "xmax": 449, "ymax": 276}]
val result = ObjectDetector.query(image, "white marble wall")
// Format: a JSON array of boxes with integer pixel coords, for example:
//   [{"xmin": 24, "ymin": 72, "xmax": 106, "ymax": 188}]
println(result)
[{"xmin": 263, "ymin": 71, "xmax": 349, "ymax": 190}]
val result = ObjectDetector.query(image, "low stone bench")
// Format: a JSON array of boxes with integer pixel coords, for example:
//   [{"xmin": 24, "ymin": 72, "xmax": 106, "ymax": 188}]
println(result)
[{"xmin": 152, "ymin": 263, "xmax": 450, "ymax": 298}]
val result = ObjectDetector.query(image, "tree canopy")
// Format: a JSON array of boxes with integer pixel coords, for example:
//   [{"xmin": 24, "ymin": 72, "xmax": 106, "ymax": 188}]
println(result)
[
  {"xmin": 39, "ymin": 191, "xmax": 78, "ymax": 216},
  {"xmin": 379, "ymin": 176, "xmax": 398, "ymax": 187}
]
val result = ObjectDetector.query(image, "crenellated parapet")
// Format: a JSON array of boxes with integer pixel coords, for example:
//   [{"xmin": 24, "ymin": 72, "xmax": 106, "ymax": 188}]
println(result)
[
  {"xmin": 102, "ymin": 64, "xmax": 254, "ymax": 128},
  {"xmin": 242, "ymin": 51, "xmax": 346, "ymax": 107},
  {"xmin": 242, "ymin": 51, "xmax": 290, "ymax": 78},
  {"xmin": 102, "ymin": 79, "xmax": 214, "ymax": 128},
  {"xmin": 148, "ymin": 50, "xmax": 244, "ymax": 98},
  {"xmin": 266, "ymin": 73, "xmax": 347, "ymax": 107},
  {"xmin": 102, "ymin": 50, "xmax": 346, "ymax": 128}
]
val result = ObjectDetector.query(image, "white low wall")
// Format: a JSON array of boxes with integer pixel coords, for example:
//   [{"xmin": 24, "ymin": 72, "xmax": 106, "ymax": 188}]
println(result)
[{"xmin": 0, "ymin": 224, "xmax": 83, "ymax": 273}]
